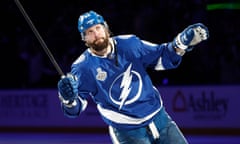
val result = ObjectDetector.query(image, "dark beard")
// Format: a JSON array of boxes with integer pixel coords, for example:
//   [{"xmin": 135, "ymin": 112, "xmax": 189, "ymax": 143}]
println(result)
[{"xmin": 87, "ymin": 37, "xmax": 109, "ymax": 52}]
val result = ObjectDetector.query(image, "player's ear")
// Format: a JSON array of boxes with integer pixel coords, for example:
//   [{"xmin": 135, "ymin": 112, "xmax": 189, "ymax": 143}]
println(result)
[
  {"xmin": 85, "ymin": 42, "xmax": 89, "ymax": 47},
  {"xmin": 103, "ymin": 24, "xmax": 112, "ymax": 37},
  {"xmin": 106, "ymin": 27, "xmax": 112, "ymax": 37}
]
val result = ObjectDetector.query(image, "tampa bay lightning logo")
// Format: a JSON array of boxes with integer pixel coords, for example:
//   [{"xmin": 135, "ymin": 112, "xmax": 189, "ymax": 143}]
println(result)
[{"xmin": 109, "ymin": 63, "xmax": 142, "ymax": 110}]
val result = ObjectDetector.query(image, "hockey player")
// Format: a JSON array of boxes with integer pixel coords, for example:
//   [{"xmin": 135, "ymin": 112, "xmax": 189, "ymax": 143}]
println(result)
[{"xmin": 57, "ymin": 10, "xmax": 209, "ymax": 144}]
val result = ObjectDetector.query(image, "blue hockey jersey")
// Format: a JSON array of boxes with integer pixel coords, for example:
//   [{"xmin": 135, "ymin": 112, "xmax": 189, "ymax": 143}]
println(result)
[{"xmin": 62, "ymin": 35, "xmax": 182, "ymax": 129}]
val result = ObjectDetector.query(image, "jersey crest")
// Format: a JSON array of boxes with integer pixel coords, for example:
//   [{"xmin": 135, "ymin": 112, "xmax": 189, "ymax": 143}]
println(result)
[{"xmin": 109, "ymin": 63, "xmax": 143, "ymax": 110}]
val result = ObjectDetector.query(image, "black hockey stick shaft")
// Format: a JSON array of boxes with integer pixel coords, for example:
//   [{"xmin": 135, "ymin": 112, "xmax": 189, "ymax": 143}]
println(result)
[{"xmin": 14, "ymin": 0, "xmax": 64, "ymax": 76}]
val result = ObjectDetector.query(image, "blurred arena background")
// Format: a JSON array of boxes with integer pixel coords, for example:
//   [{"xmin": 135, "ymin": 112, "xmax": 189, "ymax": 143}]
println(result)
[{"xmin": 0, "ymin": 0, "xmax": 240, "ymax": 143}]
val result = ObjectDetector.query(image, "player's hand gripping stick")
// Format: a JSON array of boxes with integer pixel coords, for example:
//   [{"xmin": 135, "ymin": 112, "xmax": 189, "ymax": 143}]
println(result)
[{"xmin": 58, "ymin": 74, "xmax": 78, "ymax": 106}]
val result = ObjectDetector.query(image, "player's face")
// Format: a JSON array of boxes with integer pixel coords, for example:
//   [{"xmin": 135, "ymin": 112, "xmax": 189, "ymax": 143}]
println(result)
[{"xmin": 84, "ymin": 24, "xmax": 110, "ymax": 52}]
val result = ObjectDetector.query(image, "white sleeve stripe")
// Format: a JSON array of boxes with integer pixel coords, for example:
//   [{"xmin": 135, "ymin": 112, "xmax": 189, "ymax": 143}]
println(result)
[
  {"xmin": 154, "ymin": 57, "xmax": 165, "ymax": 71},
  {"xmin": 78, "ymin": 96, "xmax": 88, "ymax": 112}
]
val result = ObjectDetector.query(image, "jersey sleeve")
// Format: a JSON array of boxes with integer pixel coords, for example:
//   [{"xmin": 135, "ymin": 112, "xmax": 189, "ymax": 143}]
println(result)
[
  {"xmin": 60, "ymin": 53, "xmax": 95, "ymax": 118},
  {"xmin": 71, "ymin": 53, "xmax": 97, "ymax": 99},
  {"xmin": 123, "ymin": 35, "xmax": 182, "ymax": 70}
]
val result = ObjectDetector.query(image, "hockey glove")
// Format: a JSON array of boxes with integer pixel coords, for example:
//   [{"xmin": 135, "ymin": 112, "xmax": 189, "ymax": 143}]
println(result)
[
  {"xmin": 173, "ymin": 23, "xmax": 209, "ymax": 51},
  {"xmin": 58, "ymin": 73, "xmax": 78, "ymax": 104}
]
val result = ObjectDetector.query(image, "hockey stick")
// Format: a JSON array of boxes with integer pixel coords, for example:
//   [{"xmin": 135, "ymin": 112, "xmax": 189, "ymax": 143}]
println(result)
[{"xmin": 14, "ymin": 0, "xmax": 64, "ymax": 76}]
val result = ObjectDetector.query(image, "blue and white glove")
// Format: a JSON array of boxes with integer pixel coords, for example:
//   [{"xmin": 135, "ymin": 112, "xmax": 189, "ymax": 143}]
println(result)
[
  {"xmin": 58, "ymin": 73, "xmax": 78, "ymax": 107},
  {"xmin": 173, "ymin": 23, "xmax": 209, "ymax": 51}
]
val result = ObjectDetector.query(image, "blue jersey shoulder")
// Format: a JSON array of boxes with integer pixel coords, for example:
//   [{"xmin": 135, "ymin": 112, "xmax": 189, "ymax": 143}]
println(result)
[
  {"xmin": 71, "ymin": 50, "xmax": 90, "ymax": 75},
  {"xmin": 114, "ymin": 34, "xmax": 140, "ymax": 46}
]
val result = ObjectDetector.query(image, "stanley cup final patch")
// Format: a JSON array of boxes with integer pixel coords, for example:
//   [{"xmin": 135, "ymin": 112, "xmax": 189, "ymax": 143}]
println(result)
[{"xmin": 96, "ymin": 68, "xmax": 107, "ymax": 81}]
